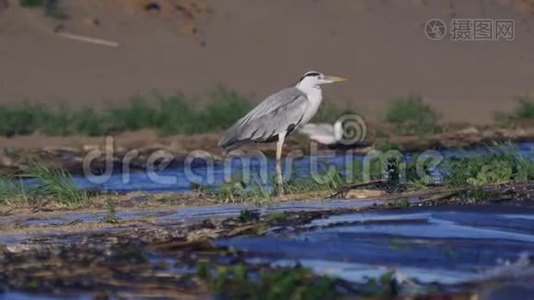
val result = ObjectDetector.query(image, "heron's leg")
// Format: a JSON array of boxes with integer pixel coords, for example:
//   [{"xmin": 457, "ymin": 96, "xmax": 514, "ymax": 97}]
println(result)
[{"xmin": 275, "ymin": 132, "xmax": 286, "ymax": 196}]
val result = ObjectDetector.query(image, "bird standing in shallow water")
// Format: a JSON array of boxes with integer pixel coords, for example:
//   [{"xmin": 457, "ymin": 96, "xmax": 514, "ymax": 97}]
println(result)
[{"xmin": 218, "ymin": 71, "xmax": 347, "ymax": 195}]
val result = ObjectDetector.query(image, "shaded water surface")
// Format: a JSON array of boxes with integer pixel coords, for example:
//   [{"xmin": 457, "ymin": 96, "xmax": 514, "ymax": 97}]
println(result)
[
  {"xmin": 1, "ymin": 201, "xmax": 533, "ymax": 298},
  {"xmin": 70, "ymin": 142, "xmax": 534, "ymax": 193},
  {"xmin": 3, "ymin": 143, "xmax": 534, "ymax": 298},
  {"xmin": 217, "ymin": 204, "xmax": 534, "ymax": 286}
]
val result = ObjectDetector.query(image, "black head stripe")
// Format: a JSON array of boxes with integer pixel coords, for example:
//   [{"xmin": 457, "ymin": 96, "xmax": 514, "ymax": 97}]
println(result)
[
  {"xmin": 297, "ymin": 71, "xmax": 321, "ymax": 83},
  {"xmin": 303, "ymin": 71, "xmax": 321, "ymax": 77}
]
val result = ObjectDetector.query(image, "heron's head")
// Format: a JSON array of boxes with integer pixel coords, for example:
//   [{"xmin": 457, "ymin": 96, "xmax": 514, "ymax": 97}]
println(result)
[{"xmin": 296, "ymin": 71, "xmax": 347, "ymax": 90}]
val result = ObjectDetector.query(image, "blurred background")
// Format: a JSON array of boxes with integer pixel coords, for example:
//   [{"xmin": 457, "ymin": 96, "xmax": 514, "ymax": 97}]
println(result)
[{"xmin": 0, "ymin": 0, "xmax": 532, "ymax": 125}]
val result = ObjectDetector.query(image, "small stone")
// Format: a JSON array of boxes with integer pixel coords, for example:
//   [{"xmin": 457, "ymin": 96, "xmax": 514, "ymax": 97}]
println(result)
[
  {"xmin": 456, "ymin": 126, "xmax": 480, "ymax": 136},
  {"xmin": 345, "ymin": 189, "xmax": 386, "ymax": 199},
  {"xmin": 84, "ymin": 17, "xmax": 100, "ymax": 26},
  {"xmin": 83, "ymin": 144, "xmax": 101, "ymax": 152},
  {"xmin": 0, "ymin": 148, "xmax": 13, "ymax": 167},
  {"xmin": 43, "ymin": 146, "xmax": 80, "ymax": 154},
  {"xmin": 122, "ymin": 195, "xmax": 150, "ymax": 208}
]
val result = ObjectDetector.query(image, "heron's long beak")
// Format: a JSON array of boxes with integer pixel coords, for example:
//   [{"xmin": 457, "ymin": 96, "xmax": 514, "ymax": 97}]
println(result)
[{"xmin": 325, "ymin": 75, "xmax": 348, "ymax": 83}]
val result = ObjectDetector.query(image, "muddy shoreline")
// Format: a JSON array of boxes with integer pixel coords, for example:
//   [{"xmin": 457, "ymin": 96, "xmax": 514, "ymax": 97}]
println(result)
[
  {"xmin": 1, "ymin": 125, "xmax": 534, "ymax": 176},
  {"xmin": 2, "ymin": 126, "xmax": 534, "ymax": 297},
  {"xmin": 2, "ymin": 181, "xmax": 533, "ymax": 242},
  {"xmin": 1, "ymin": 182, "xmax": 533, "ymax": 298}
]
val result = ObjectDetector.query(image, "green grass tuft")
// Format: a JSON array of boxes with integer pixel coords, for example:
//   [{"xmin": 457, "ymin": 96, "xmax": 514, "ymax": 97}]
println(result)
[
  {"xmin": 102, "ymin": 199, "xmax": 119, "ymax": 223},
  {"xmin": 495, "ymin": 96, "xmax": 534, "ymax": 127},
  {"xmin": 200, "ymin": 264, "xmax": 338, "ymax": 300},
  {"xmin": 212, "ymin": 176, "xmax": 271, "ymax": 204},
  {"xmin": 384, "ymin": 96, "xmax": 441, "ymax": 136},
  {"xmin": 0, "ymin": 88, "xmax": 251, "ymax": 137},
  {"xmin": 512, "ymin": 96, "xmax": 534, "ymax": 119},
  {"xmin": 391, "ymin": 198, "xmax": 410, "ymax": 209},
  {"xmin": 27, "ymin": 161, "xmax": 88, "ymax": 206},
  {"xmin": 0, "ymin": 104, "xmax": 44, "ymax": 136},
  {"xmin": 444, "ymin": 146, "xmax": 534, "ymax": 187},
  {"xmin": 0, "ymin": 161, "xmax": 89, "ymax": 207},
  {"xmin": 198, "ymin": 87, "xmax": 253, "ymax": 132},
  {"xmin": 0, "ymin": 178, "xmax": 34, "ymax": 206},
  {"xmin": 284, "ymin": 167, "xmax": 345, "ymax": 194},
  {"xmin": 19, "ymin": 0, "xmax": 44, "ymax": 7},
  {"xmin": 19, "ymin": 0, "xmax": 68, "ymax": 20},
  {"xmin": 362, "ymin": 271, "xmax": 398, "ymax": 297},
  {"xmin": 237, "ymin": 209, "xmax": 260, "ymax": 223}
]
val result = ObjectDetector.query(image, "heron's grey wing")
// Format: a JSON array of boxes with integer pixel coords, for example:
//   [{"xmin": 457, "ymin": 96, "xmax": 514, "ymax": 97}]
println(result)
[
  {"xmin": 218, "ymin": 88, "xmax": 308, "ymax": 150},
  {"xmin": 236, "ymin": 87, "xmax": 306, "ymax": 125}
]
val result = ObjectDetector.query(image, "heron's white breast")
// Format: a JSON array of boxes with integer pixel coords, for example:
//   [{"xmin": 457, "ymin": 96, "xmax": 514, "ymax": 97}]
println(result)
[{"xmin": 300, "ymin": 87, "xmax": 323, "ymax": 125}]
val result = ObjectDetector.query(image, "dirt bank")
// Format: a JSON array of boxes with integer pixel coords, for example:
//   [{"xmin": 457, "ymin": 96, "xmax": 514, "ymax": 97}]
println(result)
[{"xmin": 0, "ymin": 0, "xmax": 533, "ymax": 123}]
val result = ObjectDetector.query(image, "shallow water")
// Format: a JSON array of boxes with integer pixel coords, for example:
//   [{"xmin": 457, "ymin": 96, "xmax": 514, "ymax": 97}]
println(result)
[
  {"xmin": 216, "ymin": 204, "xmax": 534, "ymax": 287},
  {"xmin": 3, "ymin": 144, "xmax": 534, "ymax": 298},
  {"xmin": 1, "ymin": 202, "xmax": 533, "ymax": 298},
  {"xmin": 0, "ymin": 198, "xmax": 385, "ymax": 246},
  {"xmin": 66, "ymin": 142, "xmax": 534, "ymax": 193}
]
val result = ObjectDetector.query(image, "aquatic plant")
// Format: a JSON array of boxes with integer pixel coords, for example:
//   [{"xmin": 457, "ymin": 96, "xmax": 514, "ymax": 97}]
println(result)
[
  {"xmin": 102, "ymin": 199, "xmax": 119, "ymax": 223},
  {"xmin": 210, "ymin": 149, "xmax": 442, "ymax": 203},
  {"xmin": 384, "ymin": 96, "xmax": 441, "ymax": 136},
  {"xmin": 27, "ymin": 161, "xmax": 88, "ymax": 206},
  {"xmin": 283, "ymin": 167, "xmax": 345, "ymax": 194},
  {"xmin": 198, "ymin": 263, "xmax": 339, "ymax": 300},
  {"xmin": 362, "ymin": 271, "xmax": 399, "ymax": 297},
  {"xmin": 0, "ymin": 178, "xmax": 34, "ymax": 206},
  {"xmin": 214, "ymin": 176, "xmax": 247, "ymax": 203},
  {"xmin": 262, "ymin": 211, "xmax": 287, "ymax": 225},
  {"xmin": 247, "ymin": 181, "xmax": 273, "ymax": 204},
  {"xmin": 237, "ymin": 209, "xmax": 260, "ymax": 223},
  {"xmin": 209, "ymin": 166, "xmax": 346, "ymax": 202},
  {"xmin": 391, "ymin": 198, "xmax": 410, "ymax": 209},
  {"xmin": 444, "ymin": 146, "xmax": 534, "ymax": 187},
  {"xmin": 196, "ymin": 262, "xmax": 210, "ymax": 279},
  {"xmin": 0, "ymin": 161, "xmax": 89, "ymax": 207},
  {"xmin": 210, "ymin": 173, "xmax": 273, "ymax": 204},
  {"xmin": 459, "ymin": 186, "xmax": 501, "ymax": 204}
]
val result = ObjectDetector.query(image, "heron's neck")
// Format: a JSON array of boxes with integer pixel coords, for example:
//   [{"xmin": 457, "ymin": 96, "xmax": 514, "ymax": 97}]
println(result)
[
  {"xmin": 296, "ymin": 82, "xmax": 323, "ymax": 125},
  {"xmin": 296, "ymin": 81, "xmax": 321, "ymax": 95}
]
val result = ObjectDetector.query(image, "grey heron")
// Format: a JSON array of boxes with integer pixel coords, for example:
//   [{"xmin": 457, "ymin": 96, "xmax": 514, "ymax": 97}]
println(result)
[{"xmin": 218, "ymin": 71, "xmax": 347, "ymax": 195}]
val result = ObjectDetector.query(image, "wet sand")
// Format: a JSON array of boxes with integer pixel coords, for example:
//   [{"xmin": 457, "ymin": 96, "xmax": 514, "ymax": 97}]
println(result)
[{"xmin": 1, "ymin": 183, "xmax": 533, "ymax": 299}]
